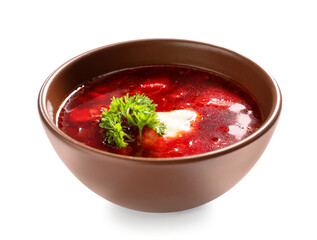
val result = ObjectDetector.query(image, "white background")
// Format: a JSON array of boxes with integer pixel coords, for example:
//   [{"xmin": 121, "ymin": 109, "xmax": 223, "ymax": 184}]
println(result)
[{"xmin": 1, "ymin": 0, "xmax": 316, "ymax": 239}]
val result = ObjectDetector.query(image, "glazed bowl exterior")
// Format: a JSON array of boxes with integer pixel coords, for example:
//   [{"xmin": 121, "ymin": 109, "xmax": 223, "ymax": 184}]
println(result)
[{"xmin": 38, "ymin": 39, "xmax": 281, "ymax": 212}]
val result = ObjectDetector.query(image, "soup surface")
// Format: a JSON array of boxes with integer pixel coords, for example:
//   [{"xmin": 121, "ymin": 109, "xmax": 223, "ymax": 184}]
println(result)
[{"xmin": 58, "ymin": 65, "xmax": 262, "ymax": 158}]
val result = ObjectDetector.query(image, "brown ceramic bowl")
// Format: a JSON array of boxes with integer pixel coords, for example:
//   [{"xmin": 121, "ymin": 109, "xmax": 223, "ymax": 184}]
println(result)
[{"xmin": 38, "ymin": 39, "xmax": 281, "ymax": 212}]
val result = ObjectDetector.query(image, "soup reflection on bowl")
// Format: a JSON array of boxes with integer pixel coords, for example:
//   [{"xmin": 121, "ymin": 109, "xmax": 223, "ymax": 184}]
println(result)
[{"xmin": 38, "ymin": 39, "xmax": 281, "ymax": 212}]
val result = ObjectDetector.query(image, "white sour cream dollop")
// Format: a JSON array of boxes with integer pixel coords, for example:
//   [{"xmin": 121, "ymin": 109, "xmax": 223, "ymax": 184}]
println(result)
[{"xmin": 157, "ymin": 110, "xmax": 199, "ymax": 138}]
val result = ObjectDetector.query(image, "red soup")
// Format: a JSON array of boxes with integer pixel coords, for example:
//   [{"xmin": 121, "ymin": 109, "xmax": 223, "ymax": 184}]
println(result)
[{"xmin": 58, "ymin": 65, "xmax": 262, "ymax": 158}]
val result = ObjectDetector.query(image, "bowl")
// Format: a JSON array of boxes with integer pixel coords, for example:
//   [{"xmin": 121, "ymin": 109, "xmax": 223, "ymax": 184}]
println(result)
[{"xmin": 38, "ymin": 39, "xmax": 282, "ymax": 212}]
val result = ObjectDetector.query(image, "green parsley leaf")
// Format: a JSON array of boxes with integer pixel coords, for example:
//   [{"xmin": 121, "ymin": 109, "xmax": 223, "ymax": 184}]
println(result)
[{"xmin": 99, "ymin": 93, "xmax": 166, "ymax": 149}]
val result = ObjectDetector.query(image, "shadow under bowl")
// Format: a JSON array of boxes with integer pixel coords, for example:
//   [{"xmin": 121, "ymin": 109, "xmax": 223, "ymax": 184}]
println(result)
[{"xmin": 38, "ymin": 39, "xmax": 282, "ymax": 212}]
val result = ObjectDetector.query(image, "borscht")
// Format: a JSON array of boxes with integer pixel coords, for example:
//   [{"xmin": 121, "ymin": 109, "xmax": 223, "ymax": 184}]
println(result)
[{"xmin": 58, "ymin": 65, "xmax": 262, "ymax": 158}]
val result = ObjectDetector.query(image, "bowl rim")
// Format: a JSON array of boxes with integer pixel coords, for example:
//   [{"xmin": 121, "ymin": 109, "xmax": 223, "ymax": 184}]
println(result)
[{"xmin": 38, "ymin": 38, "xmax": 282, "ymax": 163}]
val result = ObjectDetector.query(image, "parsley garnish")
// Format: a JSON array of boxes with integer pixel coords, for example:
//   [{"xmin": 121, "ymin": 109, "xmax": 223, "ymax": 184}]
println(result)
[{"xmin": 99, "ymin": 93, "xmax": 166, "ymax": 149}]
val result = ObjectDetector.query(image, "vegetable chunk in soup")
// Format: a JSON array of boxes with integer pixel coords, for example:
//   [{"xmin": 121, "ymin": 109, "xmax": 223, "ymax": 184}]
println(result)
[{"xmin": 58, "ymin": 65, "xmax": 262, "ymax": 158}]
